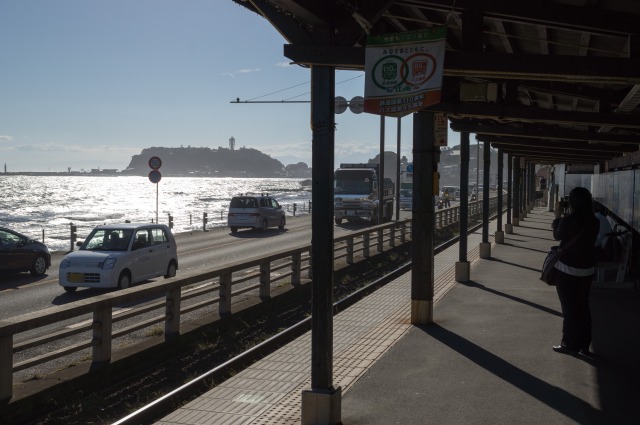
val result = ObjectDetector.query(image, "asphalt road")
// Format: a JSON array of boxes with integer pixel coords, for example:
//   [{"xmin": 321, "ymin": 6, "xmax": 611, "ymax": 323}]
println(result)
[{"xmin": 0, "ymin": 212, "xmax": 413, "ymax": 321}]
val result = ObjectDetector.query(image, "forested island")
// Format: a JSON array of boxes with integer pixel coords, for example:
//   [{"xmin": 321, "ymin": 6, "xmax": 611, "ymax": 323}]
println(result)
[{"xmin": 122, "ymin": 146, "xmax": 311, "ymax": 178}]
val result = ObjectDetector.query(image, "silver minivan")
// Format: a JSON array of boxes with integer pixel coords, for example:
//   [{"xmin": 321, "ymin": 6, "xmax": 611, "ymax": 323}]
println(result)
[
  {"xmin": 227, "ymin": 195, "xmax": 286, "ymax": 233},
  {"xmin": 59, "ymin": 223, "xmax": 178, "ymax": 292}
]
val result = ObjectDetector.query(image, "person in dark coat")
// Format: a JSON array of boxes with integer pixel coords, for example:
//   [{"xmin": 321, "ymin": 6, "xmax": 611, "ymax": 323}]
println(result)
[{"xmin": 551, "ymin": 187, "xmax": 599, "ymax": 358}]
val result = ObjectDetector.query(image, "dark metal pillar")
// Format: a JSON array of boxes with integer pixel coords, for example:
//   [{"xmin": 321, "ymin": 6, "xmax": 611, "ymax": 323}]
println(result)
[
  {"xmin": 411, "ymin": 111, "xmax": 435, "ymax": 324},
  {"xmin": 507, "ymin": 154, "xmax": 513, "ymax": 226},
  {"xmin": 299, "ymin": 22, "xmax": 340, "ymax": 425},
  {"xmin": 520, "ymin": 161, "xmax": 525, "ymax": 216},
  {"xmin": 513, "ymin": 156, "xmax": 520, "ymax": 226},
  {"xmin": 530, "ymin": 163, "xmax": 536, "ymax": 207},
  {"xmin": 456, "ymin": 131, "xmax": 471, "ymax": 281},
  {"xmin": 494, "ymin": 148, "xmax": 505, "ymax": 243},
  {"xmin": 309, "ymin": 64, "xmax": 335, "ymax": 392},
  {"xmin": 459, "ymin": 132, "xmax": 470, "ymax": 262},
  {"xmin": 479, "ymin": 140, "xmax": 491, "ymax": 258},
  {"xmin": 497, "ymin": 148, "xmax": 504, "ymax": 231},
  {"xmin": 482, "ymin": 141, "xmax": 490, "ymax": 243},
  {"xmin": 395, "ymin": 117, "xmax": 401, "ymax": 221},
  {"xmin": 378, "ymin": 116, "xmax": 385, "ymax": 224}
]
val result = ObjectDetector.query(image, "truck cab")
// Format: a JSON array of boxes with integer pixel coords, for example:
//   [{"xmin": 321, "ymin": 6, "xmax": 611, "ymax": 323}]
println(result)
[{"xmin": 334, "ymin": 163, "xmax": 395, "ymax": 225}]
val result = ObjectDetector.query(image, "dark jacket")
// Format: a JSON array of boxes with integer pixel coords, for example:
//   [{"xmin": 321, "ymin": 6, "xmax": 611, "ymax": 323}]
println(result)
[{"xmin": 552, "ymin": 212, "xmax": 599, "ymax": 269}]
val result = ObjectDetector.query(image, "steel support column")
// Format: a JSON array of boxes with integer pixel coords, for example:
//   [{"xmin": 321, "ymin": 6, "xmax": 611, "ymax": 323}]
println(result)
[
  {"xmin": 378, "ymin": 116, "xmax": 385, "ymax": 224},
  {"xmin": 456, "ymin": 131, "xmax": 471, "ymax": 281},
  {"xmin": 495, "ymin": 148, "xmax": 505, "ymax": 243},
  {"xmin": 479, "ymin": 140, "xmax": 491, "ymax": 258},
  {"xmin": 411, "ymin": 111, "xmax": 435, "ymax": 324},
  {"xmin": 301, "ymin": 57, "xmax": 341, "ymax": 425},
  {"xmin": 530, "ymin": 163, "xmax": 536, "ymax": 209},
  {"xmin": 513, "ymin": 156, "xmax": 520, "ymax": 226},
  {"xmin": 395, "ymin": 117, "xmax": 401, "ymax": 221},
  {"xmin": 506, "ymin": 154, "xmax": 513, "ymax": 233}
]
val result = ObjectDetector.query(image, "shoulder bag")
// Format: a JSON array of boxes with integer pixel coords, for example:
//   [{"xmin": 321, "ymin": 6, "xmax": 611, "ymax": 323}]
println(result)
[{"xmin": 540, "ymin": 233, "xmax": 580, "ymax": 285}]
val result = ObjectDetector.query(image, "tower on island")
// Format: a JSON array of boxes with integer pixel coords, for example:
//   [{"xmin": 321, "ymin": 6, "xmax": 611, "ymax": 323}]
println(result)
[{"xmin": 229, "ymin": 136, "xmax": 235, "ymax": 151}]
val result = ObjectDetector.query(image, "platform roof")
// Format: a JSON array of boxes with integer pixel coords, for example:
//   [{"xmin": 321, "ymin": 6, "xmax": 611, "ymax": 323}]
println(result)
[{"xmin": 233, "ymin": 0, "xmax": 640, "ymax": 168}]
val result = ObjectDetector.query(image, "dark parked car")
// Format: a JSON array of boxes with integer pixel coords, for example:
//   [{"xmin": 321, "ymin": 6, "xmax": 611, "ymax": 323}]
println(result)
[{"xmin": 0, "ymin": 227, "xmax": 52, "ymax": 276}]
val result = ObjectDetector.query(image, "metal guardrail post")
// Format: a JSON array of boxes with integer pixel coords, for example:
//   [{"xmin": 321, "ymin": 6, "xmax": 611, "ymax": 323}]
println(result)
[
  {"xmin": 0, "ymin": 334, "xmax": 12, "ymax": 402},
  {"xmin": 219, "ymin": 273, "xmax": 232, "ymax": 316},
  {"xmin": 363, "ymin": 233, "xmax": 370, "ymax": 257},
  {"xmin": 259, "ymin": 261, "xmax": 271, "ymax": 300},
  {"xmin": 377, "ymin": 229, "xmax": 383, "ymax": 252},
  {"xmin": 400, "ymin": 222, "xmax": 406, "ymax": 243},
  {"xmin": 92, "ymin": 307, "xmax": 112, "ymax": 365},
  {"xmin": 165, "ymin": 287, "xmax": 181, "ymax": 338},
  {"xmin": 291, "ymin": 252, "xmax": 301, "ymax": 285}
]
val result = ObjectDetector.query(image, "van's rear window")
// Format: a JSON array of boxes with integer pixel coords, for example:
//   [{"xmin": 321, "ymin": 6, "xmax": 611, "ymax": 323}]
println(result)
[{"xmin": 230, "ymin": 197, "xmax": 257, "ymax": 208}]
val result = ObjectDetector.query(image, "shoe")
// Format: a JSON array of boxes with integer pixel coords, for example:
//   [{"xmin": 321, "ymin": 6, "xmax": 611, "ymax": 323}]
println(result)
[
  {"xmin": 552, "ymin": 345, "xmax": 578, "ymax": 355},
  {"xmin": 577, "ymin": 349, "xmax": 596, "ymax": 360}
]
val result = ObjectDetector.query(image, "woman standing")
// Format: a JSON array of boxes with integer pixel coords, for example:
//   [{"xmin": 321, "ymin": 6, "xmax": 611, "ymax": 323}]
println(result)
[{"xmin": 551, "ymin": 187, "xmax": 599, "ymax": 358}]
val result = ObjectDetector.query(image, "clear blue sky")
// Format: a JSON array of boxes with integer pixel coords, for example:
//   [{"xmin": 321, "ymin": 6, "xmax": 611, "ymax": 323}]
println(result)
[{"xmin": 0, "ymin": 1, "xmax": 460, "ymax": 172}]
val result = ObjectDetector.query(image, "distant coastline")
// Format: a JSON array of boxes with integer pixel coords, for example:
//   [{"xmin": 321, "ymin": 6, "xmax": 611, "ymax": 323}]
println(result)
[
  {"xmin": 1, "ymin": 170, "xmax": 120, "ymax": 177},
  {"xmin": 2, "ymin": 146, "xmax": 312, "ymax": 178}
]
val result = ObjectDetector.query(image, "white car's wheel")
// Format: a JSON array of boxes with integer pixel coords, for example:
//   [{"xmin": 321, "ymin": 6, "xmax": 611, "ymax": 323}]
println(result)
[
  {"xmin": 118, "ymin": 272, "xmax": 131, "ymax": 289},
  {"xmin": 63, "ymin": 286, "xmax": 77, "ymax": 293}
]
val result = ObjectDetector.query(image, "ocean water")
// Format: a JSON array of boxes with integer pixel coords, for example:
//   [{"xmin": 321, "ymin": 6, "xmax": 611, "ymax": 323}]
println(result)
[{"xmin": 0, "ymin": 175, "xmax": 312, "ymax": 252}]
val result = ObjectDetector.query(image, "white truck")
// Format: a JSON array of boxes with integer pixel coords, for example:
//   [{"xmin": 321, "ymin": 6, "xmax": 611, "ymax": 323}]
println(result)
[{"xmin": 333, "ymin": 163, "xmax": 395, "ymax": 225}]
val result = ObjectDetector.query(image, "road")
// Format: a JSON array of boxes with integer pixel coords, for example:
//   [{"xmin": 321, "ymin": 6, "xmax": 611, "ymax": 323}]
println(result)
[{"xmin": 0, "ymin": 212, "xmax": 412, "ymax": 321}]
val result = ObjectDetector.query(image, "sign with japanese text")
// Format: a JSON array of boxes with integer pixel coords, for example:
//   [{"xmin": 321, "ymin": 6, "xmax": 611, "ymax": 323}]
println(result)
[
  {"xmin": 434, "ymin": 112, "xmax": 448, "ymax": 146},
  {"xmin": 364, "ymin": 27, "xmax": 446, "ymax": 117}
]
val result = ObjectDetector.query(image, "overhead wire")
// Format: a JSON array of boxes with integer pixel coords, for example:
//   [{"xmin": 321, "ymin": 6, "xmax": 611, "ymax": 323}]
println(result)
[{"xmin": 240, "ymin": 74, "xmax": 364, "ymax": 103}]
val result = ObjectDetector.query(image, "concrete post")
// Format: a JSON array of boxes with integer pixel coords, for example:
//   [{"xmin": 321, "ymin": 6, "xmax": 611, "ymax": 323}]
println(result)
[{"xmin": 92, "ymin": 307, "xmax": 112, "ymax": 366}]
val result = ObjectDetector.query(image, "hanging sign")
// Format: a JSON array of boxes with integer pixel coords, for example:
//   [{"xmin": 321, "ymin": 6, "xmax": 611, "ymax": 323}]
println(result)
[
  {"xmin": 364, "ymin": 27, "xmax": 446, "ymax": 117},
  {"xmin": 434, "ymin": 112, "xmax": 448, "ymax": 146}
]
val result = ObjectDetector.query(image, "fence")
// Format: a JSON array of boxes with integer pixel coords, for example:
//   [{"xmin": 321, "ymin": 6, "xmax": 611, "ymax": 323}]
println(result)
[
  {"xmin": 1, "ymin": 196, "xmax": 500, "ymax": 402},
  {"xmin": 0, "ymin": 218, "xmax": 413, "ymax": 403},
  {"xmin": 38, "ymin": 200, "xmax": 314, "ymax": 253}
]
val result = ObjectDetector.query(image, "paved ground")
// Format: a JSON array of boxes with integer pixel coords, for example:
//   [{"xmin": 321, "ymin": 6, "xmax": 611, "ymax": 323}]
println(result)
[{"xmin": 153, "ymin": 207, "xmax": 640, "ymax": 425}]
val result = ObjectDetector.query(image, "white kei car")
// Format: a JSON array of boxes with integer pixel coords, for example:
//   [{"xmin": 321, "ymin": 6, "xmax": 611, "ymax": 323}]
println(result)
[{"xmin": 59, "ymin": 223, "xmax": 178, "ymax": 292}]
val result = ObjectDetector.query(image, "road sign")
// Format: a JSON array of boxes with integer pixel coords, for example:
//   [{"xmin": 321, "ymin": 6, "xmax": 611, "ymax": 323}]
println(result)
[
  {"xmin": 148, "ymin": 169, "xmax": 162, "ymax": 183},
  {"xmin": 149, "ymin": 156, "xmax": 162, "ymax": 169}
]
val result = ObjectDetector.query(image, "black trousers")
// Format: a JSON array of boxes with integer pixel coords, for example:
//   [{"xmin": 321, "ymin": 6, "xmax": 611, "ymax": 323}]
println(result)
[{"xmin": 555, "ymin": 271, "xmax": 592, "ymax": 351}]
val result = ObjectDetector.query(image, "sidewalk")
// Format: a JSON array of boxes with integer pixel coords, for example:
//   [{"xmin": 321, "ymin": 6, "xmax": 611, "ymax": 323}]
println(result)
[{"xmin": 155, "ymin": 208, "xmax": 640, "ymax": 424}]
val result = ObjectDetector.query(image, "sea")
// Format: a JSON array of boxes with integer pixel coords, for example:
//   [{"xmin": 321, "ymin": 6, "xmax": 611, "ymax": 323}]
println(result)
[{"xmin": 0, "ymin": 175, "xmax": 312, "ymax": 253}]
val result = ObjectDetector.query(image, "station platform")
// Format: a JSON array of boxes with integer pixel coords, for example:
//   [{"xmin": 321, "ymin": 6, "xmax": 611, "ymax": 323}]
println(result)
[{"xmin": 155, "ymin": 207, "xmax": 640, "ymax": 425}]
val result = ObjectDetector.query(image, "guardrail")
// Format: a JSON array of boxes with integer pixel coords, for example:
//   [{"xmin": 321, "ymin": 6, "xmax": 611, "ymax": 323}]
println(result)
[
  {"xmin": 0, "ymin": 219, "xmax": 412, "ymax": 403},
  {"xmin": 32, "ymin": 201, "xmax": 314, "ymax": 253},
  {"xmin": 0, "ymin": 196, "xmax": 498, "ymax": 403}
]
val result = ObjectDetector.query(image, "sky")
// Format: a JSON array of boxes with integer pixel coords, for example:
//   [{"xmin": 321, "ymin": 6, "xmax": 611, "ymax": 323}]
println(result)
[{"xmin": 0, "ymin": 1, "xmax": 461, "ymax": 172}]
